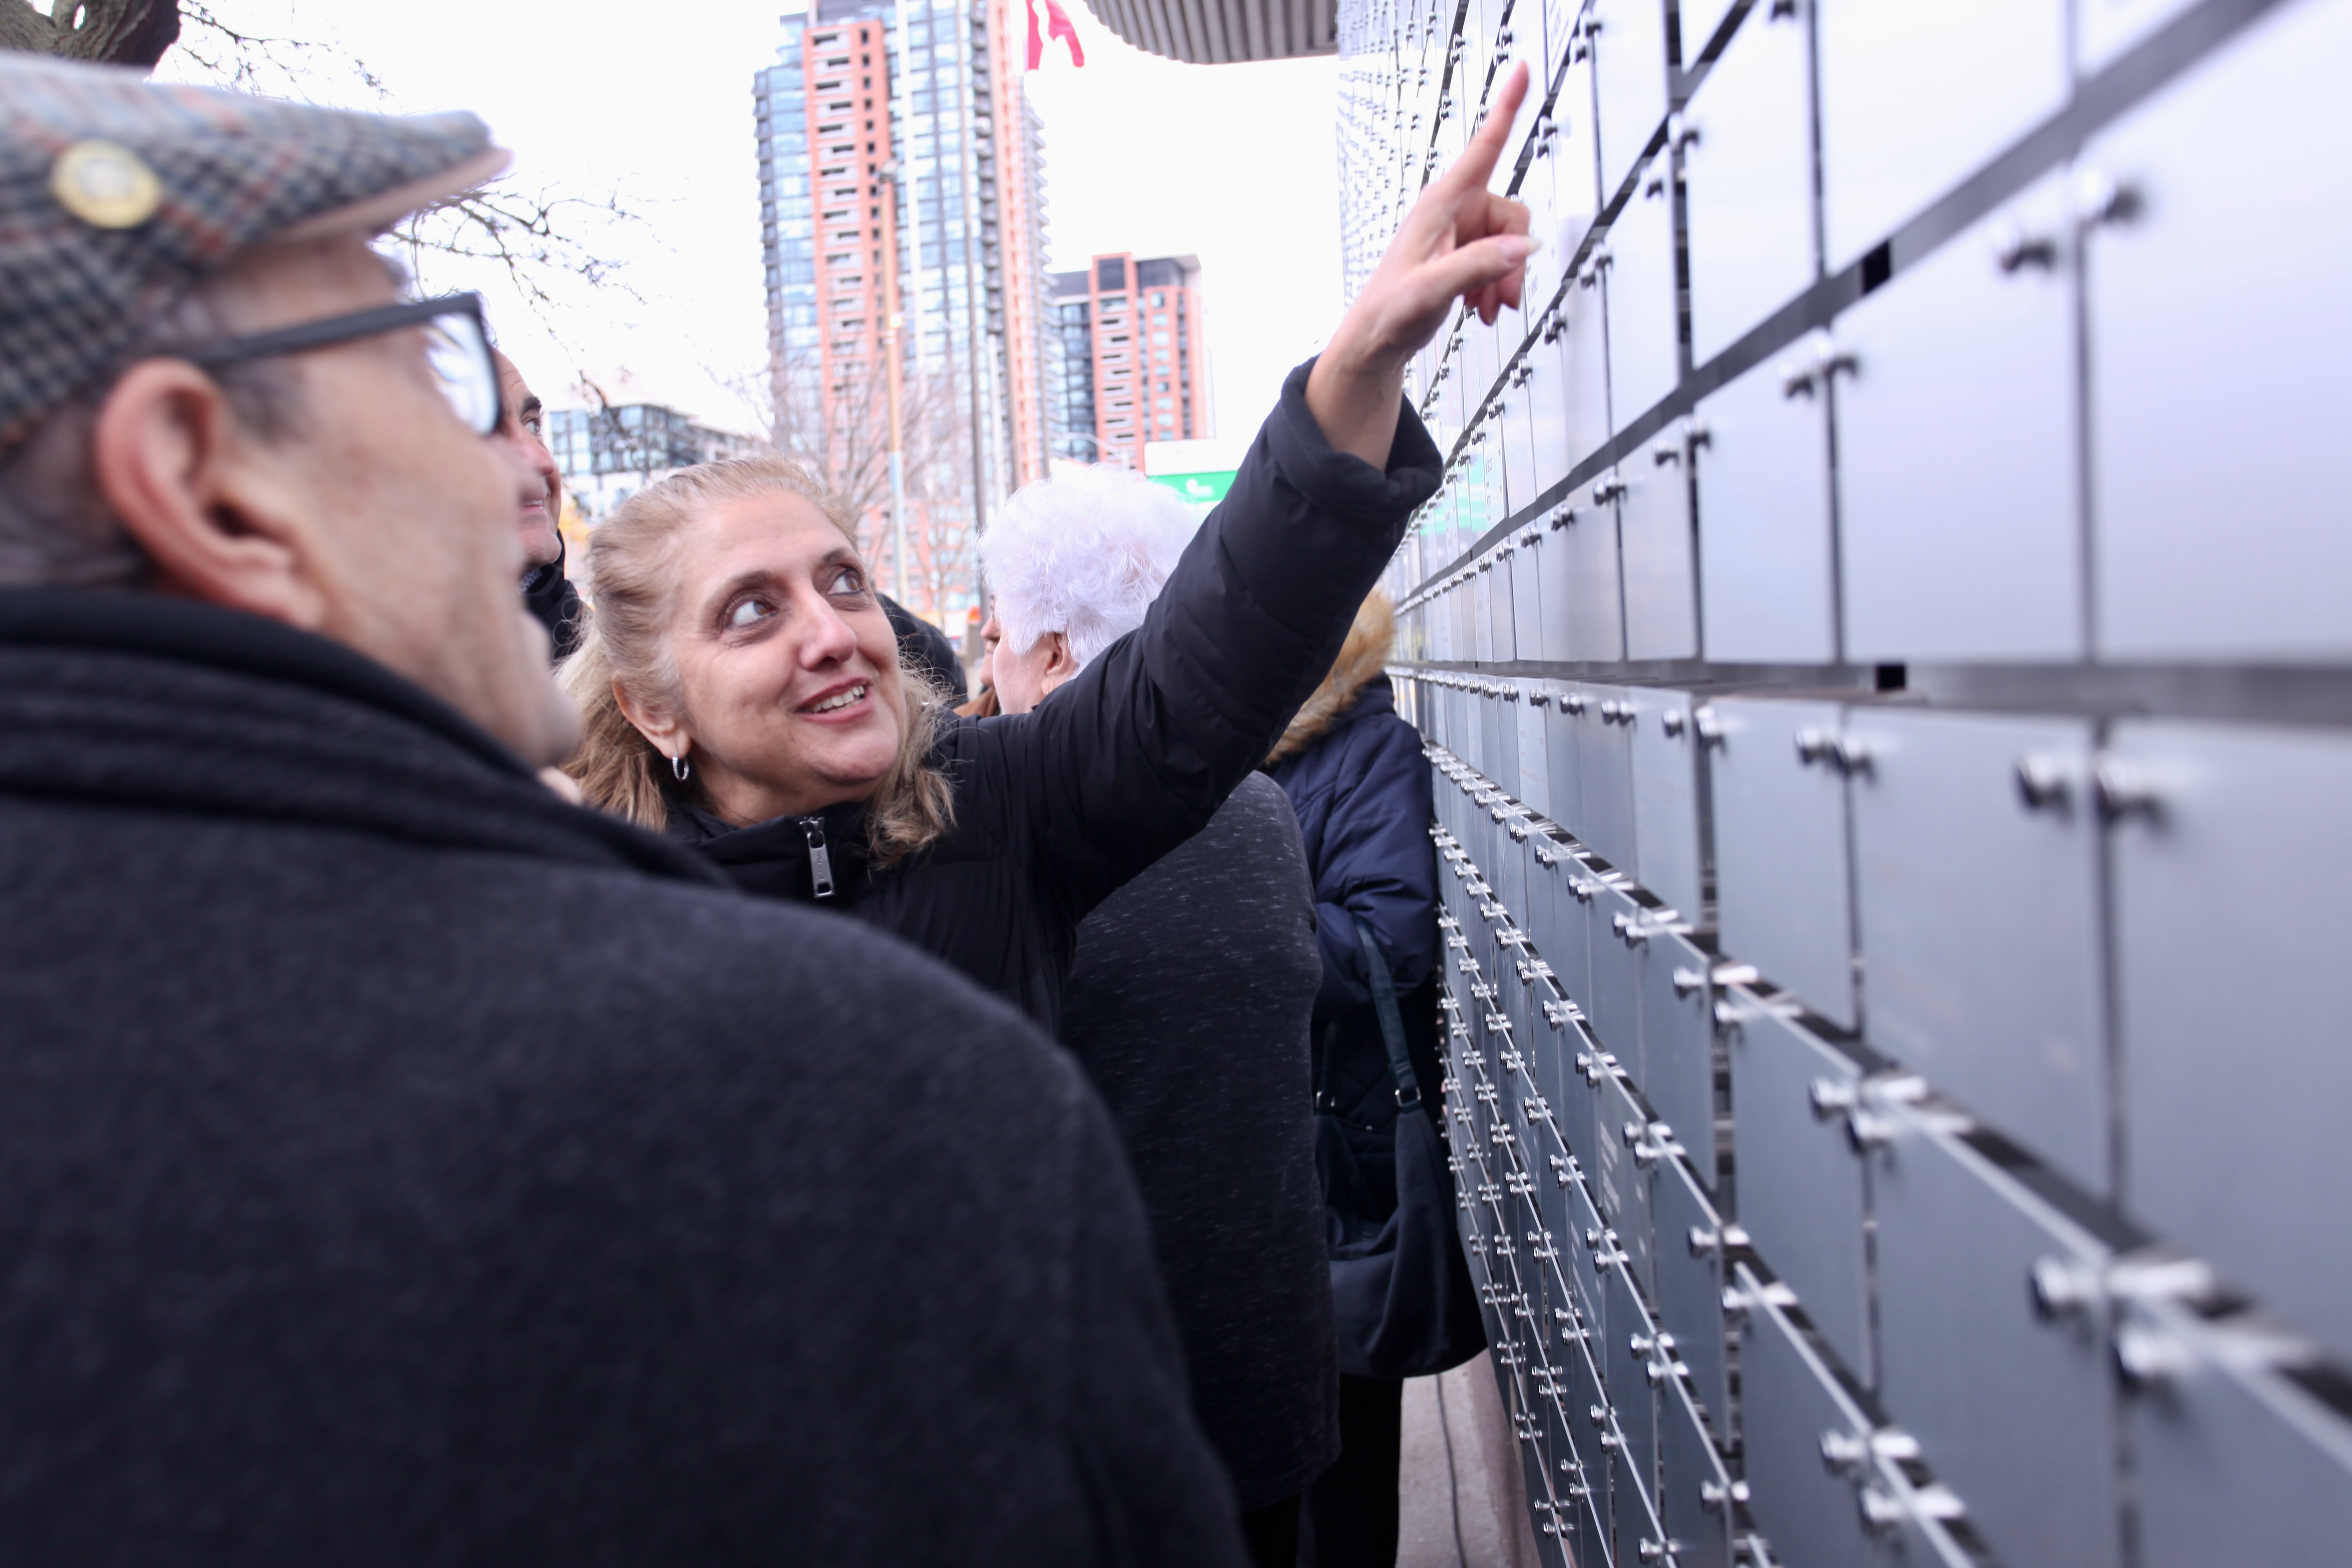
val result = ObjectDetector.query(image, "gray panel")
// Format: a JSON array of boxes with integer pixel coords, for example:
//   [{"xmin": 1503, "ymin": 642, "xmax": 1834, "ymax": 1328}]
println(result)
[
  {"xmin": 1692, "ymin": 348, "xmax": 1839, "ymax": 664},
  {"xmin": 1575, "ymin": 685, "xmax": 1639, "ymax": 874},
  {"xmin": 2110, "ymin": 719, "xmax": 2352, "ymax": 1364},
  {"xmin": 1603, "ymin": 152, "xmax": 1679, "ymax": 432},
  {"xmin": 1493, "ymin": 389, "xmax": 1527, "ymax": 524},
  {"xmin": 1461, "ymin": 316, "xmax": 1504, "ymax": 420},
  {"xmin": 2125, "ymin": 1302, "xmax": 2352, "ymax": 1568},
  {"xmin": 1587, "ymin": 0, "xmax": 1670, "ymax": 203},
  {"xmin": 1734, "ymin": 1264, "xmax": 1880, "ymax": 1568},
  {"xmin": 1602, "ymin": 1258, "xmax": 1661, "ymax": 1512},
  {"xmin": 1462, "ymin": 437, "xmax": 1507, "ymax": 563},
  {"xmin": 1561, "ymin": 475, "xmax": 1629, "ymax": 662},
  {"xmin": 1489, "ymin": 548, "xmax": 1519, "ymax": 662},
  {"xmin": 1516, "ymin": 678, "xmax": 1553, "ymax": 821},
  {"xmin": 1542, "ymin": 682, "xmax": 1586, "ymax": 836},
  {"xmin": 1514, "ymin": 959, "xmax": 1571, "ymax": 1114},
  {"xmin": 1521, "ymin": 328, "xmax": 1576, "ymax": 516},
  {"xmin": 1491, "ymin": 803, "xmax": 1529, "ymax": 926},
  {"xmin": 1726, "ymin": 994, "xmax": 1872, "ymax": 1382},
  {"xmin": 1870, "ymin": 1109, "xmax": 2122, "ymax": 1568},
  {"xmin": 1652, "ymin": 1154, "xmax": 1733, "ymax": 1432},
  {"xmin": 1815, "ymin": 0, "xmax": 2069, "ymax": 269},
  {"xmin": 1585, "ymin": 874, "xmax": 1646, "ymax": 1060},
  {"xmin": 1491, "ymin": 683, "xmax": 1523, "ymax": 799},
  {"xmin": 1510, "ymin": 523, "xmax": 1547, "ymax": 657},
  {"xmin": 1620, "ymin": 423, "xmax": 1700, "ymax": 660},
  {"xmin": 1474, "ymin": 553, "xmax": 1496, "ymax": 663},
  {"xmin": 1658, "ymin": 1376, "xmax": 1734, "ymax": 1568},
  {"xmin": 1625, "ymin": 687, "xmax": 1704, "ymax": 919},
  {"xmin": 1637, "ymin": 928, "xmax": 1716, "ymax": 1189},
  {"xmin": 1563, "ymin": 258, "xmax": 1615, "ymax": 475},
  {"xmin": 1609, "ymin": 1442, "xmax": 1668, "ymax": 1568},
  {"xmin": 1493, "ymin": 0, "xmax": 1556, "ymax": 219},
  {"xmin": 1515, "ymin": 103, "xmax": 1571, "ymax": 328},
  {"xmin": 1432, "ymin": 355, "xmax": 1468, "ymax": 469},
  {"xmin": 1589, "ymin": 1062, "xmax": 1657, "ymax": 1296},
  {"xmin": 1529, "ymin": 836, "xmax": 1594, "ymax": 1017},
  {"xmin": 2087, "ymin": 0, "xmax": 2352, "ymax": 660},
  {"xmin": 1845, "ymin": 707, "xmax": 2110, "ymax": 1194},
  {"xmin": 1682, "ymin": 0, "xmax": 1818, "ymax": 365},
  {"xmin": 1461, "ymin": 0, "xmax": 1500, "ymax": 99},
  {"xmin": 1563, "ymin": 1155, "xmax": 1612, "ymax": 1353},
  {"xmin": 1708, "ymin": 696, "xmax": 1857, "ymax": 1026},
  {"xmin": 1836, "ymin": 172, "xmax": 2084, "ymax": 662},
  {"xmin": 1531, "ymin": 24, "xmax": 1600, "ymax": 289}
]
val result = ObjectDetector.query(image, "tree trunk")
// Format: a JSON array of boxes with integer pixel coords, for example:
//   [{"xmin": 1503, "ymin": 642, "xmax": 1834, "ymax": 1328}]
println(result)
[{"xmin": 0, "ymin": 0, "xmax": 181, "ymax": 69}]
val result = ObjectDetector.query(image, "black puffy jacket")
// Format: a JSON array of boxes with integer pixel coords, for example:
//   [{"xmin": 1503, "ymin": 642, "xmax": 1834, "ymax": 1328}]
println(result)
[{"xmin": 674, "ymin": 361, "xmax": 1441, "ymax": 1034}]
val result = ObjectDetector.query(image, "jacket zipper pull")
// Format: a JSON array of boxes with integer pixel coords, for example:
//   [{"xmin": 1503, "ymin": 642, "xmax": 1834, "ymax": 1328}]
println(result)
[{"xmin": 799, "ymin": 816, "xmax": 836, "ymax": 898}]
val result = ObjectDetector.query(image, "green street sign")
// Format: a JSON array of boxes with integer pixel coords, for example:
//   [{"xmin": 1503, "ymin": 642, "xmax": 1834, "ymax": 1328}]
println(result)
[{"xmin": 1147, "ymin": 469, "xmax": 1235, "ymax": 506}]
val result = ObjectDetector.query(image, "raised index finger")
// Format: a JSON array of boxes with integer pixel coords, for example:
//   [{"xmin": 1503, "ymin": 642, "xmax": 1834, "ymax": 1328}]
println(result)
[{"xmin": 1434, "ymin": 60, "xmax": 1531, "ymax": 198}]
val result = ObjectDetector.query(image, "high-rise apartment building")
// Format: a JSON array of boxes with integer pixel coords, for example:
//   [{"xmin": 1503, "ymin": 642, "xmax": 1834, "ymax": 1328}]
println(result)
[
  {"xmin": 753, "ymin": 0, "xmax": 1055, "ymax": 623},
  {"xmin": 1047, "ymin": 253, "xmax": 1208, "ymax": 469}
]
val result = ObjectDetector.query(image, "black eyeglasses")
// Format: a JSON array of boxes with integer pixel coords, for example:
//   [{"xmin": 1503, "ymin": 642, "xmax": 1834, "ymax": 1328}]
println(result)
[{"xmin": 177, "ymin": 292, "xmax": 503, "ymax": 437}]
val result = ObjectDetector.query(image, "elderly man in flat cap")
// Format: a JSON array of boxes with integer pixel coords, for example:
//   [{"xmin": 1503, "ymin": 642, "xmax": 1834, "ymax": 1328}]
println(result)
[{"xmin": 0, "ymin": 55, "xmax": 1245, "ymax": 1568}]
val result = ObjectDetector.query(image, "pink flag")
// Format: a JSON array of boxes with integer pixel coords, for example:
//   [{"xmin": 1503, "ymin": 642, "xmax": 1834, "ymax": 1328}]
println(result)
[{"xmin": 1026, "ymin": 0, "xmax": 1084, "ymax": 68}]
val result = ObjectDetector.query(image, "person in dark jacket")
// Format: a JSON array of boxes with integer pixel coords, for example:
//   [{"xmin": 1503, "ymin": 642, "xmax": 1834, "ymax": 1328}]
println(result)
[
  {"xmin": 1267, "ymin": 589, "xmax": 1445, "ymax": 1568},
  {"xmin": 554, "ymin": 62, "xmax": 1536, "ymax": 1033},
  {"xmin": 493, "ymin": 349, "xmax": 585, "ymax": 660},
  {"xmin": 882, "ymin": 591, "xmax": 969, "ymax": 701},
  {"xmin": 988, "ymin": 465, "xmax": 1339, "ymax": 1565},
  {"xmin": 0, "ymin": 57, "xmax": 1246, "ymax": 1564}
]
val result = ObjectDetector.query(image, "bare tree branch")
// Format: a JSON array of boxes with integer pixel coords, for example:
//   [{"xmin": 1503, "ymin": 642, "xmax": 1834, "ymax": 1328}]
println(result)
[
  {"xmin": 153, "ymin": 4, "xmax": 649, "ymax": 365},
  {"xmin": 168, "ymin": 1, "xmax": 381, "ymax": 96},
  {"xmin": 393, "ymin": 187, "xmax": 649, "ymax": 343}
]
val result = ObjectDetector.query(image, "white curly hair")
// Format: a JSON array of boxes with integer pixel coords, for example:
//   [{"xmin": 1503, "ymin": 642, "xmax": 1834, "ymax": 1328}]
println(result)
[{"xmin": 980, "ymin": 463, "xmax": 1202, "ymax": 669}]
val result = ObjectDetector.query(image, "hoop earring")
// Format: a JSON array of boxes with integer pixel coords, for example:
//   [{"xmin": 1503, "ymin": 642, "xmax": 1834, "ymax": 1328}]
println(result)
[{"xmin": 671, "ymin": 753, "xmax": 691, "ymax": 782}]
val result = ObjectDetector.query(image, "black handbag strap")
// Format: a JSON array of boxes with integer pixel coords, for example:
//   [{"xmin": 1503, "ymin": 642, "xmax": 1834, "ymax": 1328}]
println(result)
[{"xmin": 1353, "ymin": 915, "xmax": 1421, "ymax": 1112}]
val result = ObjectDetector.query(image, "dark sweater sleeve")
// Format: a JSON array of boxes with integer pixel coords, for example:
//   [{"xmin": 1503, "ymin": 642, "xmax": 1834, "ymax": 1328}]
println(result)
[
  {"xmin": 1310, "ymin": 714, "xmax": 1442, "ymax": 1020},
  {"xmin": 1006, "ymin": 358, "xmax": 1442, "ymax": 930},
  {"xmin": 1058, "ymin": 1070, "xmax": 1250, "ymax": 1565}
]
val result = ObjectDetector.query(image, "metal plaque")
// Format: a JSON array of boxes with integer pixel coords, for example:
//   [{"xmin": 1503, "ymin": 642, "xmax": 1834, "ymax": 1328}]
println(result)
[
  {"xmin": 1708, "ymin": 696, "xmax": 1858, "ymax": 1026},
  {"xmin": 2086, "ymin": 0, "xmax": 2352, "ymax": 660},
  {"xmin": 1725, "ymin": 991, "xmax": 1873, "ymax": 1382},
  {"xmin": 1846, "ymin": 707, "xmax": 2110, "ymax": 1194},
  {"xmin": 1681, "ymin": 0, "xmax": 1819, "ymax": 364},
  {"xmin": 1836, "ymin": 172, "xmax": 2084, "ymax": 662},
  {"xmin": 2109, "ymin": 718, "xmax": 2352, "ymax": 1365},
  {"xmin": 1692, "ymin": 349, "xmax": 1839, "ymax": 664},
  {"xmin": 1870, "ymin": 1106, "xmax": 2122, "ymax": 1568}
]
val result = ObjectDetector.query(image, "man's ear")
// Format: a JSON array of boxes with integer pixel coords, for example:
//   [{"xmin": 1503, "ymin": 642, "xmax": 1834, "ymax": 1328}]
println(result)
[
  {"xmin": 613, "ymin": 679, "xmax": 689, "ymax": 759},
  {"xmin": 1046, "ymin": 629, "xmax": 1081, "ymax": 678},
  {"xmin": 90, "ymin": 359, "xmax": 326, "ymax": 629}
]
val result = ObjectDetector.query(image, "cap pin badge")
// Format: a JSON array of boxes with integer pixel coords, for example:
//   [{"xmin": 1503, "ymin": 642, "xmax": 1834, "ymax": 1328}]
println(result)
[{"xmin": 52, "ymin": 140, "xmax": 162, "ymax": 230}]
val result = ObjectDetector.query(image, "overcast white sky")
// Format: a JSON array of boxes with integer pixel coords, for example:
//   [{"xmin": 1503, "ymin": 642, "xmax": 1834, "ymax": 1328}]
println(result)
[{"xmin": 153, "ymin": 0, "xmax": 1342, "ymax": 448}]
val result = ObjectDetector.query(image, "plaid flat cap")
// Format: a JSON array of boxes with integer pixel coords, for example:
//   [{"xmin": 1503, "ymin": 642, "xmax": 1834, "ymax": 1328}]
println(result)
[{"xmin": 0, "ymin": 52, "xmax": 509, "ymax": 452}]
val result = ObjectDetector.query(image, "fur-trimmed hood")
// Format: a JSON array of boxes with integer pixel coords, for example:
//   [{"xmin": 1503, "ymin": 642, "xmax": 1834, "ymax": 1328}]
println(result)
[{"xmin": 1269, "ymin": 591, "xmax": 1394, "ymax": 763}]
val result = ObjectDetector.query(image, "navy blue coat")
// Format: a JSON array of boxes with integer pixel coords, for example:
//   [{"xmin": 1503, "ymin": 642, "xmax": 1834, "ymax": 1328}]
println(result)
[{"xmin": 1269, "ymin": 675, "xmax": 1442, "ymax": 1212}]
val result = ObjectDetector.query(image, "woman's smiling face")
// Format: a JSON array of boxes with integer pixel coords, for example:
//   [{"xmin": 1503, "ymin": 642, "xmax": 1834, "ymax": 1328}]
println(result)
[{"xmin": 641, "ymin": 490, "xmax": 907, "ymax": 825}]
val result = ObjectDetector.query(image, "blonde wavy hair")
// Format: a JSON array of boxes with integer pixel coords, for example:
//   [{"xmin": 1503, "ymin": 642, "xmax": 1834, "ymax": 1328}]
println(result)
[{"xmin": 558, "ymin": 455, "xmax": 956, "ymax": 868}]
